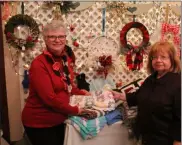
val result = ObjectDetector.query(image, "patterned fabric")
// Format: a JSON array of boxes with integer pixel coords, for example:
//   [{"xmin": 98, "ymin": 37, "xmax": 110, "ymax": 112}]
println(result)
[
  {"xmin": 68, "ymin": 116, "xmax": 107, "ymax": 140},
  {"xmin": 92, "ymin": 90, "xmax": 116, "ymax": 111},
  {"xmin": 70, "ymin": 90, "xmax": 117, "ymax": 112},
  {"xmin": 70, "ymin": 95, "xmax": 94, "ymax": 108}
]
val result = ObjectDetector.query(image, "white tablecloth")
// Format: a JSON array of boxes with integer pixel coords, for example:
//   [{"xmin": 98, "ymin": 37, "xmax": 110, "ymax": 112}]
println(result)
[{"xmin": 64, "ymin": 121, "xmax": 134, "ymax": 145}]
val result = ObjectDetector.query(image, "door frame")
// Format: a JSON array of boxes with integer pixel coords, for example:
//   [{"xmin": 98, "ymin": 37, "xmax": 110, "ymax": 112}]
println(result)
[{"xmin": 0, "ymin": 3, "xmax": 10, "ymax": 143}]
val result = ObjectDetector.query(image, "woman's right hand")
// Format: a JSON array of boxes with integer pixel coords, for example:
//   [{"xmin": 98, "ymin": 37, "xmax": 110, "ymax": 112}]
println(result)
[
  {"xmin": 111, "ymin": 90, "xmax": 126, "ymax": 101},
  {"xmin": 78, "ymin": 108, "xmax": 84, "ymax": 115}
]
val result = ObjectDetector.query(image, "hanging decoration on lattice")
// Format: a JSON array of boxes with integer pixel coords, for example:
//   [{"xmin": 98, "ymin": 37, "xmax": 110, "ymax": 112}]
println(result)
[
  {"xmin": 2, "ymin": 2, "xmax": 11, "ymax": 21},
  {"xmin": 4, "ymin": 14, "xmax": 40, "ymax": 50},
  {"xmin": 42, "ymin": 1, "xmax": 80, "ymax": 15},
  {"xmin": 160, "ymin": 23, "xmax": 180, "ymax": 56},
  {"xmin": 96, "ymin": 55, "xmax": 114, "ymax": 79},
  {"xmin": 106, "ymin": 1, "xmax": 126, "ymax": 22},
  {"xmin": 120, "ymin": 21, "xmax": 151, "ymax": 71},
  {"xmin": 15, "ymin": 1, "xmax": 180, "ymax": 83}
]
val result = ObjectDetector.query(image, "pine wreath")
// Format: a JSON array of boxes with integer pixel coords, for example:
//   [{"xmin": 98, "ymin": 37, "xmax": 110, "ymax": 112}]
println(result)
[
  {"xmin": 43, "ymin": 1, "xmax": 80, "ymax": 14},
  {"xmin": 4, "ymin": 14, "xmax": 40, "ymax": 50},
  {"xmin": 120, "ymin": 22, "xmax": 150, "ymax": 54}
]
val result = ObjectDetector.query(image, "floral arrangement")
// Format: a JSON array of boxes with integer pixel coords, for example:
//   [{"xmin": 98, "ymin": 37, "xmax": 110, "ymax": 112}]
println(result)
[{"xmin": 96, "ymin": 55, "xmax": 113, "ymax": 78}]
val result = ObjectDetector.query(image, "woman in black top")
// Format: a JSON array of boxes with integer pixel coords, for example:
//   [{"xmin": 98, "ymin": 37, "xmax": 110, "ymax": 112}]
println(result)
[{"xmin": 112, "ymin": 41, "xmax": 181, "ymax": 145}]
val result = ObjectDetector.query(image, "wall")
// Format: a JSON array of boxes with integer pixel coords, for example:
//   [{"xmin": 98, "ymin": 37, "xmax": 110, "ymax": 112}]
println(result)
[{"xmin": 2, "ymin": 1, "xmax": 181, "ymax": 142}]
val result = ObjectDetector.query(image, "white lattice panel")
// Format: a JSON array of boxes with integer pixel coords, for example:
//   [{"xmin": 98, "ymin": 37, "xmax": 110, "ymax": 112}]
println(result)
[{"xmin": 20, "ymin": 1, "xmax": 180, "ymax": 85}]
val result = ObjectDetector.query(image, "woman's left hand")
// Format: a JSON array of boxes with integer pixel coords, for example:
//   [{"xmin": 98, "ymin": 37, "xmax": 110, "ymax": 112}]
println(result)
[
  {"xmin": 173, "ymin": 140, "xmax": 181, "ymax": 145},
  {"xmin": 80, "ymin": 89, "xmax": 91, "ymax": 95}
]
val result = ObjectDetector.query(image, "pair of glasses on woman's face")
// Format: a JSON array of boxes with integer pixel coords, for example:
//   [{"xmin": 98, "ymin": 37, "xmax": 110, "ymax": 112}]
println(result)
[
  {"xmin": 46, "ymin": 35, "xmax": 66, "ymax": 41},
  {"xmin": 151, "ymin": 55, "xmax": 170, "ymax": 61}
]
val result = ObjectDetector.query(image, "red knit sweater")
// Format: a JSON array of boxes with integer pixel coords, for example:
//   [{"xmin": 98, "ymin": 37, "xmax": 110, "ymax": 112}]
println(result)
[{"xmin": 22, "ymin": 51, "xmax": 85, "ymax": 128}]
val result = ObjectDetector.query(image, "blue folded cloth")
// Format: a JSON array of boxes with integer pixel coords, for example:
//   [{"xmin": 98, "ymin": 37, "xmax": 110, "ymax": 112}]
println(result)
[{"xmin": 105, "ymin": 109, "xmax": 123, "ymax": 125}]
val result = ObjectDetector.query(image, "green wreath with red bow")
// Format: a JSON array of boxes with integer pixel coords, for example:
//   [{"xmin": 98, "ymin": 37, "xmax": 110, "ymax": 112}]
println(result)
[{"xmin": 120, "ymin": 22, "xmax": 150, "ymax": 71}]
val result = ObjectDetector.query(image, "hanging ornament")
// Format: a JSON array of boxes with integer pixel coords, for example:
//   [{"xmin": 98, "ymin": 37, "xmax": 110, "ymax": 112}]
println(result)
[
  {"xmin": 72, "ymin": 36, "xmax": 79, "ymax": 47},
  {"xmin": 160, "ymin": 23, "xmax": 180, "ymax": 57},
  {"xmin": 4, "ymin": 14, "xmax": 40, "ymax": 50},
  {"xmin": 73, "ymin": 41, "xmax": 79, "ymax": 47},
  {"xmin": 69, "ymin": 24, "xmax": 76, "ymax": 32},
  {"xmin": 22, "ymin": 70, "xmax": 29, "ymax": 94},
  {"xmin": 42, "ymin": 1, "xmax": 80, "ymax": 15},
  {"xmin": 102, "ymin": 8, "xmax": 106, "ymax": 36},
  {"xmin": 120, "ymin": 21, "xmax": 150, "ymax": 71},
  {"xmin": 2, "ymin": 2, "xmax": 10, "ymax": 21},
  {"xmin": 86, "ymin": 31, "xmax": 95, "ymax": 40},
  {"xmin": 106, "ymin": 2, "xmax": 126, "ymax": 22},
  {"xmin": 96, "ymin": 55, "xmax": 114, "ymax": 79}
]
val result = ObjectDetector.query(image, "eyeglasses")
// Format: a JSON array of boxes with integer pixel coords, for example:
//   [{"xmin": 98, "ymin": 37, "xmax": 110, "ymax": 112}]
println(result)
[
  {"xmin": 46, "ymin": 35, "xmax": 66, "ymax": 41},
  {"xmin": 151, "ymin": 55, "xmax": 170, "ymax": 61}
]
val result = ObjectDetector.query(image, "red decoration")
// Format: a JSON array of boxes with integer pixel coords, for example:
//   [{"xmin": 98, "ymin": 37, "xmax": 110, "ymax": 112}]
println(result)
[
  {"xmin": 69, "ymin": 24, "xmax": 75, "ymax": 32},
  {"xmin": 6, "ymin": 32, "xmax": 12, "ymax": 37},
  {"xmin": 73, "ymin": 41, "xmax": 79, "ymax": 47},
  {"xmin": 120, "ymin": 22, "xmax": 150, "ymax": 71},
  {"xmin": 26, "ymin": 36, "xmax": 33, "ymax": 42},
  {"xmin": 2, "ymin": 2, "xmax": 10, "ymax": 21},
  {"xmin": 97, "ymin": 55, "xmax": 113, "ymax": 78},
  {"xmin": 116, "ymin": 80, "xmax": 122, "ymax": 88},
  {"xmin": 52, "ymin": 62, "xmax": 61, "ymax": 71},
  {"xmin": 161, "ymin": 23, "xmax": 180, "ymax": 57},
  {"xmin": 4, "ymin": 14, "xmax": 40, "ymax": 50}
]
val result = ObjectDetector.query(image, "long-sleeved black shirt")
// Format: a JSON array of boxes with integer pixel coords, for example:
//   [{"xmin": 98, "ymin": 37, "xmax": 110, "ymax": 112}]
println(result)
[{"xmin": 126, "ymin": 72, "xmax": 181, "ymax": 145}]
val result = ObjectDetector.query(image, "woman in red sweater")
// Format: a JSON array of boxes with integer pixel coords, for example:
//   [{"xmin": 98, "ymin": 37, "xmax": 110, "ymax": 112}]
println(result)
[{"xmin": 22, "ymin": 20, "xmax": 90, "ymax": 145}]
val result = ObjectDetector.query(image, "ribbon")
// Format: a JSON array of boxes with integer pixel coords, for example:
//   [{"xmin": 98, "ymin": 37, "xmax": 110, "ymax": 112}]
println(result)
[
  {"xmin": 126, "ymin": 50, "xmax": 133, "ymax": 70},
  {"xmin": 21, "ymin": 2, "xmax": 24, "ymax": 15},
  {"xmin": 102, "ymin": 8, "xmax": 106, "ymax": 36},
  {"xmin": 125, "ymin": 41, "xmax": 144, "ymax": 71},
  {"xmin": 133, "ymin": 51, "xmax": 143, "ymax": 70}
]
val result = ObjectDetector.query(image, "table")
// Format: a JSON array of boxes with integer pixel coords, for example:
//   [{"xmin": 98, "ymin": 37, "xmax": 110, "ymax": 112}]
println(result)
[{"xmin": 64, "ymin": 121, "xmax": 134, "ymax": 145}]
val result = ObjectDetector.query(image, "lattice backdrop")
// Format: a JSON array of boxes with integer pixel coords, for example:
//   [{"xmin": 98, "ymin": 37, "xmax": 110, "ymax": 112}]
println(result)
[{"xmin": 10, "ymin": 2, "xmax": 181, "ymax": 85}]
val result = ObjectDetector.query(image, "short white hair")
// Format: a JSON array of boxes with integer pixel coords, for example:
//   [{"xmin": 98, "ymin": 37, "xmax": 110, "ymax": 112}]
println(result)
[{"xmin": 42, "ymin": 20, "xmax": 68, "ymax": 37}]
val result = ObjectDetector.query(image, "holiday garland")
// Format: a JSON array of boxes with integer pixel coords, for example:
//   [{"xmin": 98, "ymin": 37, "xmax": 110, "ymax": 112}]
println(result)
[
  {"xmin": 4, "ymin": 14, "xmax": 40, "ymax": 50},
  {"xmin": 43, "ymin": 1, "xmax": 80, "ymax": 14},
  {"xmin": 120, "ymin": 22, "xmax": 150, "ymax": 71}
]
